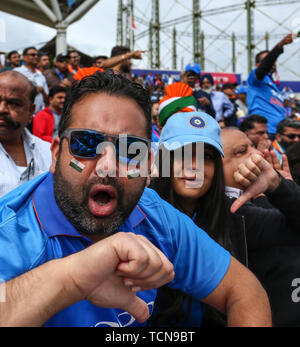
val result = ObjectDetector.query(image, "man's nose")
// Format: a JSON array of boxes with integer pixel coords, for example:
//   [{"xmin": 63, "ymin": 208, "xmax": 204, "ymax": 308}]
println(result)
[
  {"xmin": 294, "ymin": 135, "xmax": 300, "ymax": 142},
  {"xmin": 263, "ymin": 132, "xmax": 269, "ymax": 140},
  {"xmin": 95, "ymin": 142, "xmax": 118, "ymax": 178},
  {"xmin": 0, "ymin": 100, "xmax": 8, "ymax": 113}
]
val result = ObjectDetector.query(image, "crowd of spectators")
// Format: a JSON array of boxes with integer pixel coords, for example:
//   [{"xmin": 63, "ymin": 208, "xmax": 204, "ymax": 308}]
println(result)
[{"xmin": 0, "ymin": 32, "xmax": 300, "ymax": 328}]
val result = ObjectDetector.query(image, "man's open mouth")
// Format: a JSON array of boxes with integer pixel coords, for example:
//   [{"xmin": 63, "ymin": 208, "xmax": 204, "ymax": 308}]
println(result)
[{"xmin": 88, "ymin": 185, "xmax": 118, "ymax": 217}]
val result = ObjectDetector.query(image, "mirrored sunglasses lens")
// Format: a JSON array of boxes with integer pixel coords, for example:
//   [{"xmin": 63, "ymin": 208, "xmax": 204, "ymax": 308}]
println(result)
[
  {"xmin": 70, "ymin": 131, "xmax": 105, "ymax": 158},
  {"xmin": 117, "ymin": 137, "xmax": 149, "ymax": 165}
]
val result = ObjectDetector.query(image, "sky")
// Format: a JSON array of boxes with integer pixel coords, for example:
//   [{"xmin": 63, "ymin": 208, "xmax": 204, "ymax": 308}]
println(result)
[{"xmin": 0, "ymin": 0, "xmax": 299, "ymax": 81}]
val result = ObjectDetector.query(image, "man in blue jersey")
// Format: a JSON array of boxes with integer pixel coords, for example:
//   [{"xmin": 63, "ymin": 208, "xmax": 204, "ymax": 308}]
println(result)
[
  {"xmin": 0, "ymin": 71, "xmax": 271, "ymax": 327},
  {"xmin": 247, "ymin": 34, "xmax": 294, "ymax": 138}
]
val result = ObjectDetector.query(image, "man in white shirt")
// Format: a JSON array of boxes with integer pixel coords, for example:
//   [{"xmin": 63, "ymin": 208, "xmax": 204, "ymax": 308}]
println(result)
[
  {"xmin": 0, "ymin": 70, "xmax": 52, "ymax": 197},
  {"xmin": 14, "ymin": 47, "xmax": 49, "ymax": 114}
]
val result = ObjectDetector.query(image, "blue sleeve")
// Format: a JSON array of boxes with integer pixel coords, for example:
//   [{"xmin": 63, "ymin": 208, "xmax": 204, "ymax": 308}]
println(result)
[
  {"xmin": 247, "ymin": 69, "xmax": 260, "ymax": 86},
  {"xmin": 137, "ymin": 189, "xmax": 231, "ymax": 300},
  {"xmin": 0, "ymin": 198, "xmax": 48, "ymax": 282}
]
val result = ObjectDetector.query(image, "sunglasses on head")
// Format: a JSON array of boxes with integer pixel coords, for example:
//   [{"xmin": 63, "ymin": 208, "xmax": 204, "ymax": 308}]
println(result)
[
  {"xmin": 60, "ymin": 128, "xmax": 151, "ymax": 165},
  {"xmin": 282, "ymin": 133, "xmax": 300, "ymax": 140}
]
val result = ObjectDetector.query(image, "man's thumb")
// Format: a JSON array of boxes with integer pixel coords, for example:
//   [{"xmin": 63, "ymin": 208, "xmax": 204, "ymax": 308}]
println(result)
[{"xmin": 123, "ymin": 296, "xmax": 150, "ymax": 323}]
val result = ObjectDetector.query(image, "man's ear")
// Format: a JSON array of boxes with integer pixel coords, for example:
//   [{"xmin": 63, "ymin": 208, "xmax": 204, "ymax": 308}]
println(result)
[
  {"xmin": 50, "ymin": 136, "xmax": 60, "ymax": 174},
  {"xmin": 27, "ymin": 103, "xmax": 35, "ymax": 125}
]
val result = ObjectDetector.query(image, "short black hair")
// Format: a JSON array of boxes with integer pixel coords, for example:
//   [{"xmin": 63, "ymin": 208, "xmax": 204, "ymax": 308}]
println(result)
[
  {"xmin": 93, "ymin": 55, "xmax": 108, "ymax": 63},
  {"xmin": 58, "ymin": 70, "xmax": 152, "ymax": 139},
  {"xmin": 38, "ymin": 51, "xmax": 49, "ymax": 58},
  {"xmin": 7, "ymin": 50, "xmax": 19, "ymax": 60},
  {"xmin": 23, "ymin": 46, "xmax": 37, "ymax": 56},
  {"xmin": 255, "ymin": 50, "xmax": 269, "ymax": 64},
  {"xmin": 277, "ymin": 118, "xmax": 300, "ymax": 134},
  {"xmin": 49, "ymin": 85, "xmax": 67, "ymax": 98},
  {"xmin": 222, "ymin": 83, "xmax": 234, "ymax": 91},
  {"xmin": 239, "ymin": 114, "xmax": 268, "ymax": 132},
  {"xmin": 110, "ymin": 45, "xmax": 130, "ymax": 58}
]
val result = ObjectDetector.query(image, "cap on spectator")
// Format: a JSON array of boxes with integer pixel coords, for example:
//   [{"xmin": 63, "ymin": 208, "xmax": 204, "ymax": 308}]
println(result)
[
  {"xmin": 56, "ymin": 53, "xmax": 70, "ymax": 62},
  {"xmin": 159, "ymin": 111, "xmax": 224, "ymax": 156},
  {"xmin": 236, "ymin": 85, "xmax": 247, "ymax": 94},
  {"xmin": 185, "ymin": 63, "xmax": 201, "ymax": 75}
]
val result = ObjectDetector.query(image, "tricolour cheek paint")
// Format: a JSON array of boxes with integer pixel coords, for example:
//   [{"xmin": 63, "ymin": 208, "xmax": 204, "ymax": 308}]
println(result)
[
  {"xmin": 70, "ymin": 158, "xmax": 86, "ymax": 173},
  {"xmin": 127, "ymin": 168, "xmax": 140, "ymax": 179}
]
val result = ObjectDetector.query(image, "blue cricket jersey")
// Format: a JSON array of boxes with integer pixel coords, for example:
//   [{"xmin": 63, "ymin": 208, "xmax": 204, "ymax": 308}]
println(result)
[
  {"xmin": 247, "ymin": 69, "xmax": 285, "ymax": 135},
  {"xmin": 0, "ymin": 172, "xmax": 231, "ymax": 327}
]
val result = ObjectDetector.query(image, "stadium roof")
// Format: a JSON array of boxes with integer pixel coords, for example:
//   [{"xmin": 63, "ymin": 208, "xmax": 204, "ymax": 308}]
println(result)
[{"xmin": 0, "ymin": 0, "xmax": 99, "ymax": 28}]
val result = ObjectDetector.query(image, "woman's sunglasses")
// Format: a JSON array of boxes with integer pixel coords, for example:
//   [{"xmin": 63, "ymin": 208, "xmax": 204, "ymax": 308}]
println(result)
[{"xmin": 60, "ymin": 128, "xmax": 151, "ymax": 165}]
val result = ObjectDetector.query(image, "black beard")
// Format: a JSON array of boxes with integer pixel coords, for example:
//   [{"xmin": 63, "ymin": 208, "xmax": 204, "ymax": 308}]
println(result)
[
  {"xmin": 280, "ymin": 139, "xmax": 294, "ymax": 151},
  {"xmin": 53, "ymin": 159, "xmax": 146, "ymax": 237}
]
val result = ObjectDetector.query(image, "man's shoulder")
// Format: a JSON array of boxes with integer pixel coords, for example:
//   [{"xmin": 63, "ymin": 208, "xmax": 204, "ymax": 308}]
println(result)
[
  {"xmin": 13, "ymin": 65, "xmax": 29, "ymax": 75},
  {"xmin": 35, "ymin": 107, "xmax": 53, "ymax": 118},
  {"xmin": 0, "ymin": 174, "xmax": 50, "ymax": 281}
]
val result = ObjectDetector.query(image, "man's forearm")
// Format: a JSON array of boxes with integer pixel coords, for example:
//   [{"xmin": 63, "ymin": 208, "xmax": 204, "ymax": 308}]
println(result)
[
  {"xmin": 0, "ymin": 259, "xmax": 82, "ymax": 327},
  {"xmin": 226, "ymin": 277, "xmax": 272, "ymax": 327}
]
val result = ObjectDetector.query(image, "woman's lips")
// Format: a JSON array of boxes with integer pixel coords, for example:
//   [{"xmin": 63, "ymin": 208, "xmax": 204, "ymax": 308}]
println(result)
[
  {"xmin": 88, "ymin": 185, "xmax": 118, "ymax": 217},
  {"xmin": 181, "ymin": 176, "xmax": 204, "ymax": 188}
]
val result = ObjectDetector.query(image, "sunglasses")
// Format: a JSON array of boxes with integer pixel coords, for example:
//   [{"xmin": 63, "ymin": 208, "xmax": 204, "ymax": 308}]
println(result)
[
  {"xmin": 26, "ymin": 53, "xmax": 38, "ymax": 57},
  {"xmin": 282, "ymin": 133, "xmax": 300, "ymax": 140},
  {"xmin": 60, "ymin": 128, "xmax": 151, "ymax": 165}
]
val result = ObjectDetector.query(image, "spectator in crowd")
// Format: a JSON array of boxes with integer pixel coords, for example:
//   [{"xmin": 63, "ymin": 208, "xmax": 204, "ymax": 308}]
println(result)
[
  {"xmin": 235, "ymin": 85, "xmax": 248, "ymax": 119},
  {"xmin": 0, "ymin": 50, "xmax": 21, "ymax": 72},
  {"xmin": 286, "ymin": 142, "xmax": 300, "ymax": 186},
  {"xmin": 200, "ymin": 73, "xmax": 234, "ymax": 123},
  {"xmin": 221, "ymin": 83, "xmax": 238, "ymax": 126},
  {"xmin": 183, "ymin": 63, "xmax": 215, "ymax": 118},
  {"xmin": 92, "ymin": 55, "xmax": 108, "ymax": 68},
  {"xmin": 44, "ymin": 53, "xmax": 74, "ymax": 90},
  {"xmin": 0, "ymin": 71, "xmax": 271, "ymax": 327},
  {"xmin": 221, "ymin": 127, "xmax": 300, "ymax": 326},
  {"xmin": 33, "ymin": 86, "xmax": 67, "ymax": 143},
  {"xmin": 246, "ymin": 34, "xmax": 294, "ymax": 139},
  {"xmin": 273, "ymin": 118, "xmax": 300, "ymax": 162},
  {"xmin": 151, "ymin": 100, "xmax": 160, "ymax": 142},
  {"xmin": 38, "ymin": 52, "xmax": 50, "ymax": 74},
  {"xmin": 68, "ymin": 50, "xmax": 81, "ymax": 75},
  {"xmin": 239, "ymin": 114, "xmax": 272, "ymax": 152},
  {"xmin": 0, "ymin": 70, "xmax": 51, "ymax": 197},
  {"xmin": 109, "ymin": 45, "xmax": 146, "ymax": 78},
  {"xmin": 150, "ymin": 108, "xmax": 275, "ymax": 327},
  {"xmin": 283, "ymin": 97, "xmax": 293, "ymax": 118},
  {"xmin": 14, "ymin": 46, "xmax": 49, "ymax": 115}
]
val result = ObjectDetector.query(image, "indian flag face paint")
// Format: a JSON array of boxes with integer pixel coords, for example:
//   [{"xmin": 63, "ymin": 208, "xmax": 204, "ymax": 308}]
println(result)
[
  {"xmin": 70, "ymin": 158, "xmax": 86, "ymax": 173},
  {"xmin": 127, "ymin": 168, "xmax": 140, "ymax": 179}
]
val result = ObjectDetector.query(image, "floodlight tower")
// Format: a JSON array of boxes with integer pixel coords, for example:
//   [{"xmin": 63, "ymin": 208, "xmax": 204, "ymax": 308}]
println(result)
[
  {"xmin": 116, "ymin": 0, "xmax": 124, "ymax": 45},
  {"xmin": 246, "ymin": 0, "xmax": 255, "ymax": 74},
  {"xmin": 152, "ymin": 0, "xmax": 160, "ymax": 68},
  {"xmin": 193, "ymin": 0, "xmax": 201, "ymax": 65}
]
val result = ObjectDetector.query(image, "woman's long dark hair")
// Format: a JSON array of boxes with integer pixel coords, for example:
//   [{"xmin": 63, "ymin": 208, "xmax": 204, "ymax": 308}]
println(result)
[{"xmin": 148, "ymin": 145, "xmax": 230, "ymax": 327}]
